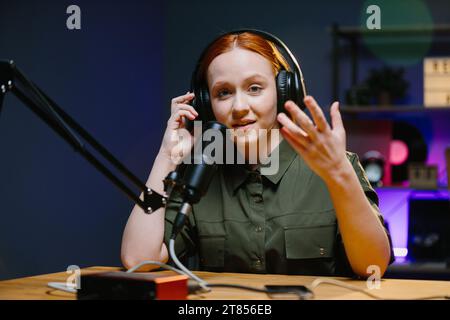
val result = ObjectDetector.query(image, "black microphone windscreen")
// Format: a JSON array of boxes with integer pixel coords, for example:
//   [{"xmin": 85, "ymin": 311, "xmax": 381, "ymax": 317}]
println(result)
[{"xmin": 181, "ymin": 121, "xmax": 227, "ymax": 203}]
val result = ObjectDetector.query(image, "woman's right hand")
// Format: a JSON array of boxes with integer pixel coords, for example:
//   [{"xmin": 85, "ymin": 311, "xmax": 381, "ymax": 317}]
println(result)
[{"xmin": 158, "ymin": 91, "xmax": 198, "ymax": 164}]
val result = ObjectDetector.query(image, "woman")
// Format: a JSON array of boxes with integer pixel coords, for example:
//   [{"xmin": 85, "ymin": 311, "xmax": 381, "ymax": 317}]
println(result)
[{"xmin": 121, "ymin": 31, "xmax": 393, "ymax": 278}]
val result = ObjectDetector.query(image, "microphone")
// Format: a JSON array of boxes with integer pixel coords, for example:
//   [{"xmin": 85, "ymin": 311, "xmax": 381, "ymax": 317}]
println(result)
[{"xmin": 170, "ymin": 121, "xmax": 227, "ymax": 240}]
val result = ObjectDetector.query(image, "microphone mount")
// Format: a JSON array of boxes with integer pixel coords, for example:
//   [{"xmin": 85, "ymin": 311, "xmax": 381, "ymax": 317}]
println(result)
[{"xmin": 0, "ymin": 60, "xmax": 167, "ymax": 214}]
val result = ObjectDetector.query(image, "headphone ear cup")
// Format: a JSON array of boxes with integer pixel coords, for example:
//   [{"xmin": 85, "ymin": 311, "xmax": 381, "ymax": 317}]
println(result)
[
  {"xmin": 200, "ymin": 86, "xmax": 211, "ymax": 115},
  {"xmin": 192, "ymin": 85, "xmax": 214, "ymax": 125},
  {"xmin": 293, "ymin": 73, "xmax": 306, "ymax": 110},
  {"xmin": 186, "ymin": 86, "xmax": 206, "ymax": 132},
  {"xmin": 276, "ymin": 70, "xmax": 291, "ymax": 113},
  {"xmin": 196, "ymin": 86, "xmax": 216, "ymax": 124},
  {"xmin": 277, "ymin": 70, "xmax": 307, "ymax": 111}
]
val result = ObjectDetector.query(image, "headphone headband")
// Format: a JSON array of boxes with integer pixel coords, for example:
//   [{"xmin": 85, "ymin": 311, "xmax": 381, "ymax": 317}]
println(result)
[
  {"xmin": 191, "ymin": 29, "xmax": 306, "ymax": 97},
  {"xmin": 188, "ymin": 29, "xmax": 307, "ymax": 128}
]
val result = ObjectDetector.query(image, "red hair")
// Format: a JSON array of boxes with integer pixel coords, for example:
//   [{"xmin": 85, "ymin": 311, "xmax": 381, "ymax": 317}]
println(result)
[{"xmin": 196, "ymin": 32, "xmax": 291, "ymax": 86}]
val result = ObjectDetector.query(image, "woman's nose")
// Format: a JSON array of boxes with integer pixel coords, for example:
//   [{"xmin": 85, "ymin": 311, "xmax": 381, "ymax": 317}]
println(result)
[{"xmin": 231, "ymin": 92, "xmax": 250, "ymax": 117}]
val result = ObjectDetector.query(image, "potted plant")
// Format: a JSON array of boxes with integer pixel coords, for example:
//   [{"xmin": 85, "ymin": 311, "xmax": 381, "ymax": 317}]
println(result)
[{"xmin": 365, "ymin": 66, "xmax": 409, "ymax": 106}]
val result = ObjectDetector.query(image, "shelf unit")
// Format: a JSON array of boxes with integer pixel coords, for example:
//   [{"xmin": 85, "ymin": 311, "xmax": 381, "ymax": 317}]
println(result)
[
  {"xmin": 340, "ymin": 105, "xmax": 450, "ymax": 117},
  {"xmin": 331, "ymin": 24, "xmax": 450, "ymax": 264},
  {"xmin": 331, "ymin": 23, "xmax": 450, "ymax": 188},
  {"xmin": 331, "ymin": 23, "xmax": 450, "ymax": 103}
]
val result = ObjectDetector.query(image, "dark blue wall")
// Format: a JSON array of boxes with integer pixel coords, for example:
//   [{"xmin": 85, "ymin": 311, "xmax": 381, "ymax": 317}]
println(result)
[
  {"xmin": 1, "ymin": 0, "xmax": 449, "ymax": 281},
  {"xmin": 0, "ymin": 0, "xmax": 164, "ymax": 280}
]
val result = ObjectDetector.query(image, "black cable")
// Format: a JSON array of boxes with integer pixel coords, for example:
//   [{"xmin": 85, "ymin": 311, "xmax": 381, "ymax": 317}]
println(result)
[
  {"xmin": 205, "ymin": 283, "xmax": 314, "ymax": 299},
  {"xmin": 207, "ymin": 283, "xmax": 269, "ymax": 293}
]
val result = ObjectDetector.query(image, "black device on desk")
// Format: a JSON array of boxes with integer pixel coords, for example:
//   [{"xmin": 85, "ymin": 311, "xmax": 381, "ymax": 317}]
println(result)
[{"xmin": 407, "ymin": 192, "xmax": 450, "ymax": 263}]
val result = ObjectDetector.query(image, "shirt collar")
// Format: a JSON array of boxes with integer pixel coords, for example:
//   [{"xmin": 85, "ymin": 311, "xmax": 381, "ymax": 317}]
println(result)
[
  {"xmin": 261, "ymin": 137, "xmax": 298, "ymax": 185},
  {"xmin": 224, "ymin": 138, "xmax": 298, "ymax": 193}
]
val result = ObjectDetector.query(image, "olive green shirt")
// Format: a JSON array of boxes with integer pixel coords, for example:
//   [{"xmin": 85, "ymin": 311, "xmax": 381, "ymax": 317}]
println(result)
[{"xmin": 164, "ymin": 138, "xmax": 394, "ymax": 276}]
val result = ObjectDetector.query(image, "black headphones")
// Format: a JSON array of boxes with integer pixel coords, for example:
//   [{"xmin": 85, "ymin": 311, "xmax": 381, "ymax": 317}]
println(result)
[{"xmin": 189, "ymin": 29, "xmax": 307, "ymax": 125}]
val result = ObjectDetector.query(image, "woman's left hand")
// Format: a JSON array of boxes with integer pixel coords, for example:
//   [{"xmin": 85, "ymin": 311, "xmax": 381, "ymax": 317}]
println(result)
[{"xmin": 277, "ymin": 96, "xmax": 348, "ymax": 183}]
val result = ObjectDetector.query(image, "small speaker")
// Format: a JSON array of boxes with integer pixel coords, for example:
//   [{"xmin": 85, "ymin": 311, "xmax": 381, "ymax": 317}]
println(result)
[
  {"xmin": 408, "ymin": 195, "xmax": 450, "ymax": 262},
  {"xmin": 408, "ymin": 164, "xmax": 438, "ymax": 189}
]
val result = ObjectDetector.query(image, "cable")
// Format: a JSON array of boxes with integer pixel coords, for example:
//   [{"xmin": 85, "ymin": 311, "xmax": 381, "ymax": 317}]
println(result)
[
  {"xmin": 127, "ymin": 247, "xmax": 311, "ymax": 298},
  {"xmin": 189, "ymin": 283, "xmax": 314, "ymax": 299},
  {"xmin": 309, "ymin": 278, "xmax": 450, "ymax": 300},
  {"xmin": 169, "ymin": 238, "xmax": 211, "ymax": 292},
  {"xmin": 47, "ymin": 282, "xmax": 77, "ymax": 293},
  {"xmin": 206, "ymin": 283, "xmax": 269, "ymax": 293},
  {"xmin": 126, "ymin": 260, "xmax": 211, "ymax": 294},
  {"xmin": 125, "ymin": 260, "xmax": 186, "ymax": 275},
  {"xmin": 46, "ymin": 261, "xmax": 189, "ymax": 295},
  {"xmin": 124, "ymin": 260, "xmax": 271, "ymax": 296}
]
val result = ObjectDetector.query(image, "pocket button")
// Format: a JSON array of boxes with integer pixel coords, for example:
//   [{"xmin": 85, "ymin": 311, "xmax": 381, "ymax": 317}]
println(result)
[
  {"xmin": 253, "ymin": 195, "xmax": 263, "ymax": 203},
  {"xmin": 319, "ymin": 247, "xmax": 326, "ymax": 256}
]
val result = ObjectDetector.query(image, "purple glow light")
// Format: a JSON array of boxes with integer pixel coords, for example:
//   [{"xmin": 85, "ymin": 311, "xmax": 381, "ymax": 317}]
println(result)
[
  {"xmin": 376, "ymin": 187, "xmax": 449, "ymax": 261},
  {"xmin": 376, "ymin": 188, "xmax": 411, "ymax": 254}
]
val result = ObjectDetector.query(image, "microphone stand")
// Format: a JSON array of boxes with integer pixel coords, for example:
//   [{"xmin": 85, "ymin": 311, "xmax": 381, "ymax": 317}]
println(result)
[{"xmin": 0, "ymin": 60, "xmax": 167, "ymax": 214}]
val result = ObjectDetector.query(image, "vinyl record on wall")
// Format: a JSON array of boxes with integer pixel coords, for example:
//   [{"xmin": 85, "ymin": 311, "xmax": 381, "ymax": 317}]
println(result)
[{"xmin": 390, "ymin": 121, "xmax": 428, "ymax": 184}]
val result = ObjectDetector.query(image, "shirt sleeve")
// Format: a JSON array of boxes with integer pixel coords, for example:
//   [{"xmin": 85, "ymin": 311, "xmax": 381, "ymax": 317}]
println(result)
[
  {"xmin": 347, "ymin": 151, "xmax": 395, "ymax": 264},
  {"xmin": 163, "ymin": 190, "xmax": 199, "ymax": 270}
]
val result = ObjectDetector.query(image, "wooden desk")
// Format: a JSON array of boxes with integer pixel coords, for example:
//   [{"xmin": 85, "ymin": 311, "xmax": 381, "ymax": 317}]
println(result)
[{"xmin": 0, "ymin": 266, "xmax": 449, "ymax": 300}]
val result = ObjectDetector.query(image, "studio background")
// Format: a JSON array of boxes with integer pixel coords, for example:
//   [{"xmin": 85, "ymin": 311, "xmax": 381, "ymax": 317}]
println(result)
[{"xmin": 1, "ymin": 0, "xmax": 449, "ymax": 280}]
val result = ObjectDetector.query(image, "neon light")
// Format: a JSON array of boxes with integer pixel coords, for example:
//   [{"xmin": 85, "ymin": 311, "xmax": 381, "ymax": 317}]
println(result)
[
  {"xmin": 390, "ymin": 140, "xmax": 409, "ymax": 165},
  {"xmin": 393, "ymin": 247, "xmax": 408, "ymax": 257}
]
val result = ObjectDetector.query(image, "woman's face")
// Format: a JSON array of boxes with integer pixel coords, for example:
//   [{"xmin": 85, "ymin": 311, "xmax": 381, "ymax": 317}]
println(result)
[{"xmin": 206, "ymin": 47, "xmax": 279, "ymax": 154}]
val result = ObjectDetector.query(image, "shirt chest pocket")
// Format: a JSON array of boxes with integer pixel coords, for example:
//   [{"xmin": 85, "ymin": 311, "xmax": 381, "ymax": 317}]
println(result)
[
  {"xmin": 197, "ymin": 222, "xmax": 226, "ymax": 270},
  {"xmin": 284, "ymin": 223, "xmax": 337, "ymax": 260}
]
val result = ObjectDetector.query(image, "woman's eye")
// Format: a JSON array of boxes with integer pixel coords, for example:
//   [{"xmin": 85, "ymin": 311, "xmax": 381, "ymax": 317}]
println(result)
[
  {"xmin": 249, "ymin": 85, "xmax": 262, "ymax": 93},
  {"xmin": 217, "ymin": 89, "xmax": 230, "ymax": 98}
]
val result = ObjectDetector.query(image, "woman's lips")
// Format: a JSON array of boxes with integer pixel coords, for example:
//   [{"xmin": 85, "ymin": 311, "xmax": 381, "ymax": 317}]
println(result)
[{"xmin": 232, "ymin": 121, "xmax": 256, "ymax": 131}]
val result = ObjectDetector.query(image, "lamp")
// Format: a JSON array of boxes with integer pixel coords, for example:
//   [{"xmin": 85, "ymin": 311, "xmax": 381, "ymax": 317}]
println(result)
[{"xmin": 361, "ymin": 150, "xmax": 385, "ymax": 187}]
